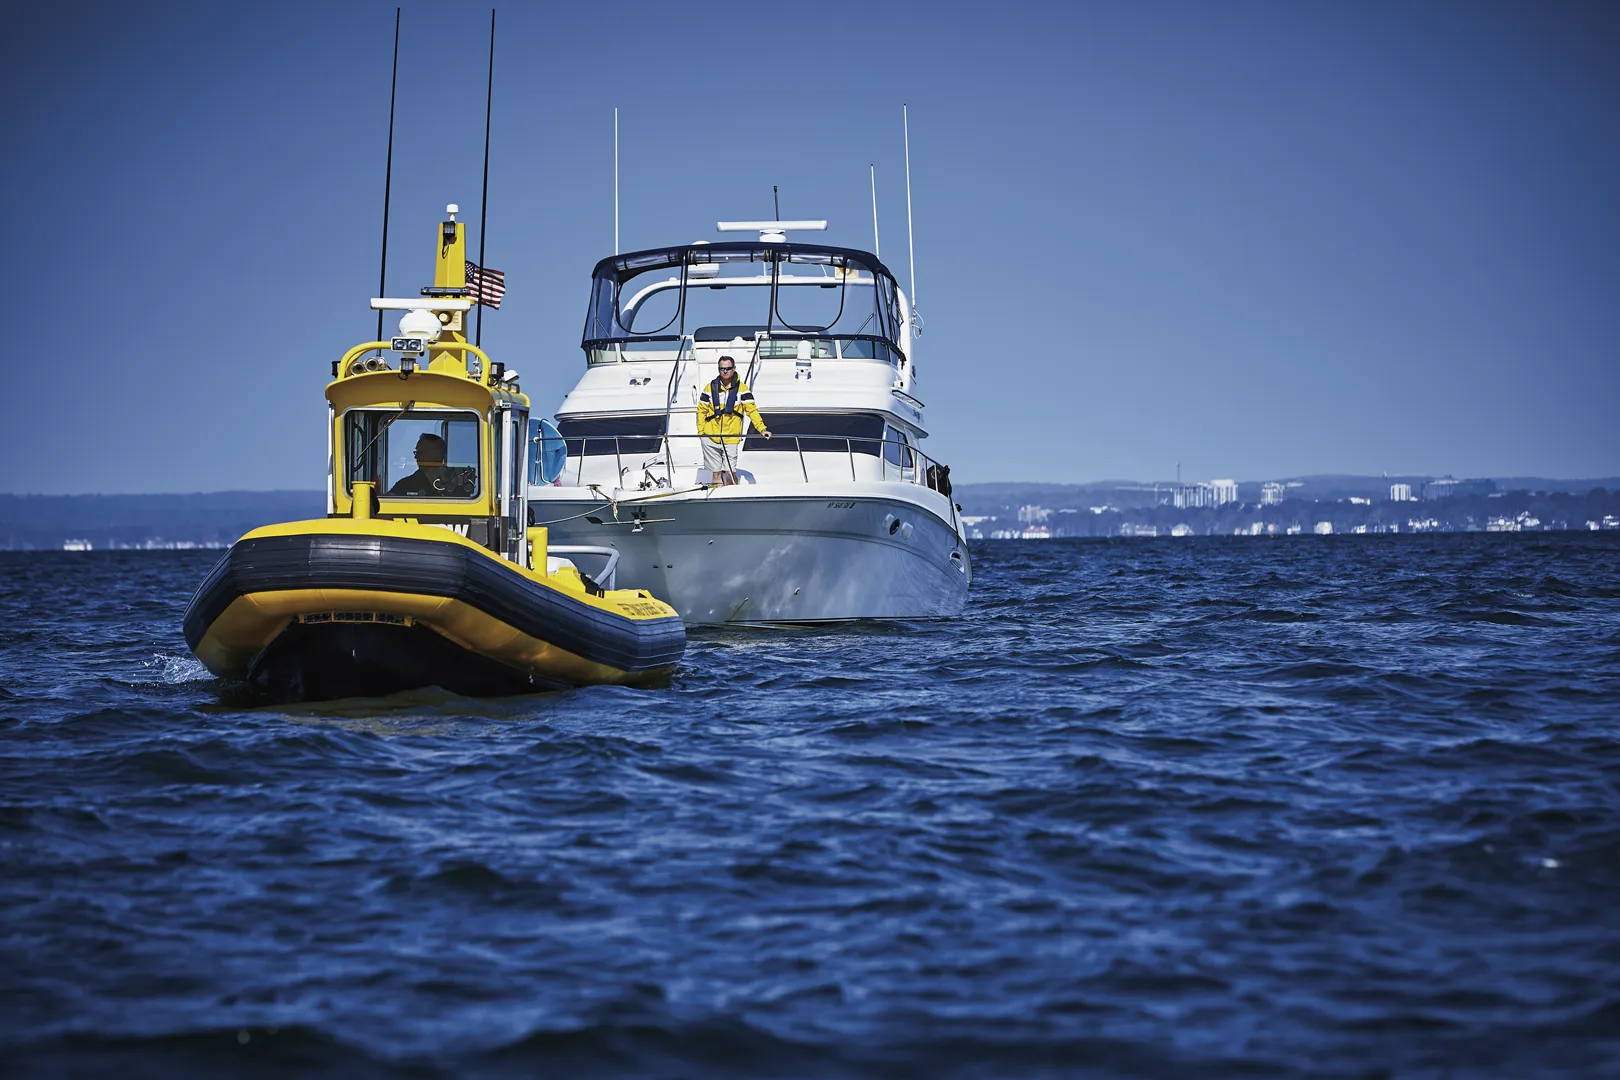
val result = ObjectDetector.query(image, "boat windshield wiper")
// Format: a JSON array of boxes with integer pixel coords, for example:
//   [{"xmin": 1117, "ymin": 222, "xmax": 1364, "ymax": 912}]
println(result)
[{"xmin": 351, "ymin": 402, "xmax": 415, "ymax": 478}]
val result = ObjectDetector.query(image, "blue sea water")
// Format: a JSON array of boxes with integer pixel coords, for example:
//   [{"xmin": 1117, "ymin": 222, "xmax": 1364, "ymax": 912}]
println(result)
[{"xmin": 2, "ymin": 534, "xmax": 1618, "ymax": 1078}]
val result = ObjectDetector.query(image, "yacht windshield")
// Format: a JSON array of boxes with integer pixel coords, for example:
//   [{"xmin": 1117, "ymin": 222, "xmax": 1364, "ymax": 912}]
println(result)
[{"xmin": 582, "ymin": 243, "xmax": 905, "ymax": 362}]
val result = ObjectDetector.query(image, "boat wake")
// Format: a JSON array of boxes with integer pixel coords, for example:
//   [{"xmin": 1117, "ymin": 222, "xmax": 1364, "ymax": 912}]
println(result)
[{"xmin": 142, "ymin": 652, "xmax": 211, "ymax": 684}]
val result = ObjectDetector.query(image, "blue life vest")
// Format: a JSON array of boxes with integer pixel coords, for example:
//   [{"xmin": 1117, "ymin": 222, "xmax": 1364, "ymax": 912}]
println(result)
[{"xmin": 709, "ymin": 377, "xmax": 739, "ymax": 417}]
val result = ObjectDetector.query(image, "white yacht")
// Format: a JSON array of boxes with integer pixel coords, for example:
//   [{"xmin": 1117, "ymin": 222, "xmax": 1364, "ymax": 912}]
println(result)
[{"xmin": 526, "ymin": 221, "xmax": 970, "ymax": 625}]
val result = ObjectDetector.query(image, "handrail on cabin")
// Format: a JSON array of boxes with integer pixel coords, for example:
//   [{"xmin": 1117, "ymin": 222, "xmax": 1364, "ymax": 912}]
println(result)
[
  {"xmin": 556, "ymin": 432, "xmax": 950, "ymax": 495},
  {"xmin": 660, "ymin": 336, "xmax": 691, "ymax": 489}
]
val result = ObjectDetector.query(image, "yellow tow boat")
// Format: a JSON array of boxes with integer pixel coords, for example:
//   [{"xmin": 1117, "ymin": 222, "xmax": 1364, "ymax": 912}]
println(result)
[{"xmin": 184, "ymin": 207, "xmax": 685, "ymax": 700}]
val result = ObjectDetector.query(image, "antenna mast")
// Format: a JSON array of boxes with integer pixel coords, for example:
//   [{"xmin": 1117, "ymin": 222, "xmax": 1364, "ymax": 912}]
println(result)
[
  {"xmin": 870, "ymin": 164, "xmax": 880, "ymax": 257},
  {"xmin": 903, "ymin": 103, "xmax": 917, "ymax": 310},
  {"xmin": 613, "ymin": 108, "xmax": 619, "ymax": 253},
  {"xmin": 376, "ymin": 7, "xmax": 400, "ymax": 342},
  {"xmin": 773, "ymin": 185, "xmax": 780, "ymax": 220},
  {"xmin": 475, "ymin": 8, "xmax": 495, "ymax": 348}
]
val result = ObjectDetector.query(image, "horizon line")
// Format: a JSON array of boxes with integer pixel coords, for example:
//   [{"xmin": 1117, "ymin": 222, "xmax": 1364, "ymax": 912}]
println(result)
[{"xmin": 4, "ymin": 473, "xmax": 1620, "ymax": 499}]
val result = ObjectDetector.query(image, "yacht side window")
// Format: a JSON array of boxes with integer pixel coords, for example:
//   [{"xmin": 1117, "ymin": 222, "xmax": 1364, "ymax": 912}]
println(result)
[
  {"xmin": 344, "ymin": 409, "xmax": 482, "ymax": 500},
  {"xmin": 883, "ymin": 426, "xmax": 915, "ymax": 469}
]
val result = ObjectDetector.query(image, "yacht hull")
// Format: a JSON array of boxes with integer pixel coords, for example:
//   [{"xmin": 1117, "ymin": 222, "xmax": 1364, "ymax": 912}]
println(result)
[{"xmin": 533, "ymin": 485, "xmax": 971, "ymax": 625}]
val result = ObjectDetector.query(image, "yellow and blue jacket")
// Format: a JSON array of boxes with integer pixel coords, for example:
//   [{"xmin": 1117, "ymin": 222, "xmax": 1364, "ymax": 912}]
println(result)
[{"xmin": 697, "ymin": 377, "xmax": 770, "ymax": 444}]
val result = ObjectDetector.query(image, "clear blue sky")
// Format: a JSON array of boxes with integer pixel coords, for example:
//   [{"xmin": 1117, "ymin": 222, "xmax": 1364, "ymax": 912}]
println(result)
[{"xmin": 3, "ymin": 0, "xmax": 1616, "ymax": 493}]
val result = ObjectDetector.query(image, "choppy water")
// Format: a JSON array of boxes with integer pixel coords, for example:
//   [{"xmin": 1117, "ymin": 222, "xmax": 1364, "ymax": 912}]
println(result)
[{"xmin": 2, "ymin": 535, "xmax": 1619, "ymax": 1078}]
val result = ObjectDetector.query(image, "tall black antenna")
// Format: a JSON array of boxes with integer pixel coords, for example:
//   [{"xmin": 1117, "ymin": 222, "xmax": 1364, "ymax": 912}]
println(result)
[
  {"xmin": 376, "ymin": 7, "xmax": 400, "ymax": 343},
  {"xmin": 772, "ymin": 185, "xmax": 779, "ymax": 221},
  {"xmin": 476, "ymin": 8, "xmax": 496, "ymax": 348}
]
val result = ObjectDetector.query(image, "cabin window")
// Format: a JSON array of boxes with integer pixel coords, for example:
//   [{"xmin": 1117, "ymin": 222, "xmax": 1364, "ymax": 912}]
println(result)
[
  {"xmin": 757, "ymin": 336, "xmax": 836, "ymax": 360},
  {"xmin": 883, "ymin": 426, "xmax": 915, "ymax": 468},
  {"xmin": 554, "ymin": 414, "xmax": 667, "ymax": 456},
  {"xmin": 744, "ymin": 412, "xmax": 885, "ymax": 454},
  {"xmin": 834, "ymin": 338, "xmax": 896, "ymax": 363},
  {"xmin": 344, "ymin": 408, "xmax": 481, "ymax": 500}
]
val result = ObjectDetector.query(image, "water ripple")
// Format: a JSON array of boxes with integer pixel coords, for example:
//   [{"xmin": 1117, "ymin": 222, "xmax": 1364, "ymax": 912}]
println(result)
[{"xmin": 2, "ymin": 536, "xmax": 1619, "ymax": 1077}]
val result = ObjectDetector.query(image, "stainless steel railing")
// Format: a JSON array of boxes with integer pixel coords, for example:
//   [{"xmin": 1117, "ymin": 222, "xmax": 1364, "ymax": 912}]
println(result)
[{"xmin": 547, "ymin": 432, "xmax": 951, "ymax": 494}]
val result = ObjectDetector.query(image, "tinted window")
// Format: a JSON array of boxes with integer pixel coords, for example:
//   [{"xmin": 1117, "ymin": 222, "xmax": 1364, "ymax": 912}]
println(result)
[
  {"xmin": 555, "ymin": 414, "xmax": 667, "ymax": 456},
  {"xmin": 745, "ymin": 412, "xmax": 884, "ymax": 453},
  {"xmin": 883, "ymin": 426, "xmax": 915, "ymax": 468}
]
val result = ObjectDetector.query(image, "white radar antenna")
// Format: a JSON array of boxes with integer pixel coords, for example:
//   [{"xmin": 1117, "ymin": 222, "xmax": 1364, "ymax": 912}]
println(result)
[{"xmin": 717, "ymin": 220, "xmax": 827, "ymax": 243}]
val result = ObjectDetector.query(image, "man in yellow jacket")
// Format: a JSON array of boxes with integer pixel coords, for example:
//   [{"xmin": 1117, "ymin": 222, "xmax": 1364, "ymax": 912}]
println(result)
[{"xmin": 697, "ymin": 355, "xmax": 771, "ymax": 485}]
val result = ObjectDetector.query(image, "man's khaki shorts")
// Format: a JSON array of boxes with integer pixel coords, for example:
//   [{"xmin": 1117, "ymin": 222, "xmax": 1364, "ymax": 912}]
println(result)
[{"xmin": 702, "ymin": 438, "xmax": 739, "ymax": 473}]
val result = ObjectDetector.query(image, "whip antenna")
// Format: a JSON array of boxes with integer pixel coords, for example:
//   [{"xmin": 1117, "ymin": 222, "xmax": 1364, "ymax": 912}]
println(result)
[
  {"xmin": 475, "ymin": 8, "xmax": 495, "ymax": 347},
  {"xmin": 773, "ymin": 185, "xmax": 780, "ymax": 220},
  {"xmin": 613, "ymin": 107, "xmax": 619, "ymax": 253},
  {"xmin": 376, "ymin": 7, "xmax": 400, "ymax": 342},
  {"xmin": 870, "ymin": 164, "xmax": 880, "ymax": 258},
  {"xmin": 903, "ymin": 103, "xmax": 917, "ymax": 310}
]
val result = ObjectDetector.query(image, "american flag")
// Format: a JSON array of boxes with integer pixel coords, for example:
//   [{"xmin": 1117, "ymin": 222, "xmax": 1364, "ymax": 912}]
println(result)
[{"xmin": 465, "ymin": 260, "xmax": 506, "ymax": 309}]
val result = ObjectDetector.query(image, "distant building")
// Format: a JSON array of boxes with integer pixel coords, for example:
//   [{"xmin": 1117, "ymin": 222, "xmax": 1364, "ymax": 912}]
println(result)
[
  {"xmin": 1487, "ymin": 513, "xmax": 1541, "ymax": 533},
  {"xmin": 1423, "ymin": 477, "xmax": 1497, "ymax": 499},
  {"xmin": 1260, "ymin": 482, "xmax": 1285, "ymax": 506},
  {"xmin": 1017, "ymin": 505, "xmax": 1051, "ymax": 524},
  {"xmin": 1390, "ymin": 483, "xmax": 1413, "ymax": 501},
  {"xmin": 1211, "ymin": 479, "xmax": 1238, "ymax": 505},
  {"xmin": 1173, "ymin": 484, "xmax": 1213, "ymax": 509},
  {"xmin": 1170, "ymin": 523, "xmax": 1194, "ymax": 537},
  {"xmin": 1314, "ymin": 521, "xmax": 1334, "ymax": 535},
  {"xmin": 1424, "ymin": 478, "xmax": 1457, "ymax": 499}
]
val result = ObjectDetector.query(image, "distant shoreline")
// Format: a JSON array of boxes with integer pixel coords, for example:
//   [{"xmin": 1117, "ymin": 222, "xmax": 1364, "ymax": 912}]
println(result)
[{"xmin": 2, "ymin": 480, "xmax": 1617, "ymax": 549}]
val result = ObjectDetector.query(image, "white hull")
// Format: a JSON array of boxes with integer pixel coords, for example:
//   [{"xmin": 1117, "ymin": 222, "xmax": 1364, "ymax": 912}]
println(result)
[{"xmin": 531, "ymin": 483, "xmax": 971, "ymax": 625}]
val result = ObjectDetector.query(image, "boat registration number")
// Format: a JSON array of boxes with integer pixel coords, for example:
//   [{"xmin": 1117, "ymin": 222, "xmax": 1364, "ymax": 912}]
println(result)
[{"xmin": 826, "ymin": 501, "xmax": 856, "ymax": 509}]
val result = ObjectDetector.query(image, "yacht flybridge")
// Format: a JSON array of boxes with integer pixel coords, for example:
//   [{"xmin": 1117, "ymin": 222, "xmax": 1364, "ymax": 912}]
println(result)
[{"xmin": 528, "ymin": 220, "xmax": 971, "ymax": 625}]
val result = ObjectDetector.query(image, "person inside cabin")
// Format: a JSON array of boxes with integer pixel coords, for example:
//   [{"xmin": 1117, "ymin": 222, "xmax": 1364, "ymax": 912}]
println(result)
[
  {"xmin": 388, "ymin": 433, "xmax": 450, "ymax": 497},
  {"xmin": 697, "ymin": 355, "xmax": 771, "ymax": 485}
]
